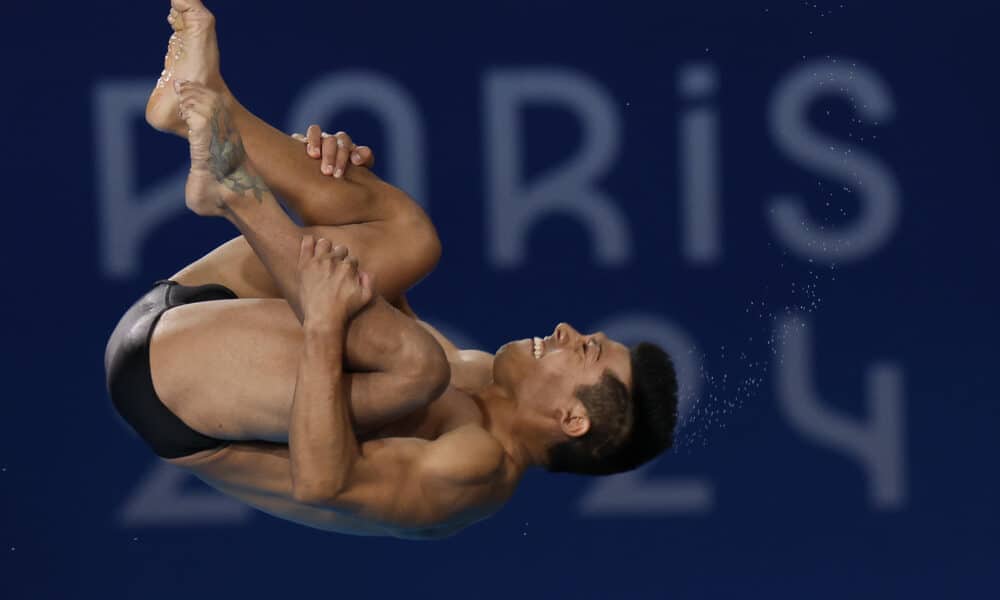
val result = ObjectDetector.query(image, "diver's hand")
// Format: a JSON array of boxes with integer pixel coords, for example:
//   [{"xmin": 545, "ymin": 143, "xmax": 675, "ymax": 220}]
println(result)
[
  {"xmin": 291, "ymin": 127, "xmax": 375, "ymax": 178},
  {"xmin": 297, "ymin": 236, "xmax": 375, "ymax": 330}
]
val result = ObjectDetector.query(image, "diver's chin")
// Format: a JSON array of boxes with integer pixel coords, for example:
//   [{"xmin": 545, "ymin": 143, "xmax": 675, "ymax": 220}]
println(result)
[
  {"xmin": 496, "ymin": 338, "xmax": 531, "ymax": 359},
  {"xmin": 495, "ymin": 340, "xmax": 516, "ymax": 356},
  {"xmin": 493, "ymin": 338, "xmax": 531, "ymax": 387}
]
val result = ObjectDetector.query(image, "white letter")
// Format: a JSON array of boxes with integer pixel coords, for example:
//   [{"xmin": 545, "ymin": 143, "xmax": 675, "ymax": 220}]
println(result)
[
  {"xmin": 485, "ymin": 68, "xmax": 630, "ymax": 268},
  {"xmin": 768, "ymin": 59, "xmax": 900, "ymax": 263},
  {"xmin": 119, "ymin": 463, "xmax": 252, "ymax": 526},
  {"xmin": 775, "ymin": 314, "xmax": 906, "ymax": 508},
  {"xmin": 678, "ymin": 63, "xmax": 722, "ymax": 265},
  {"xmin": 94, "ymin": 80, "xmax": 188, "ymax": 279}
]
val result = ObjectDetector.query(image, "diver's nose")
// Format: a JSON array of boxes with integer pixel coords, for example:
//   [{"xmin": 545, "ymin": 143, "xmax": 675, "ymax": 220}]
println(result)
[{"xmin": 554, "ymin": 323, "xmax": 581, "ymax": 344}]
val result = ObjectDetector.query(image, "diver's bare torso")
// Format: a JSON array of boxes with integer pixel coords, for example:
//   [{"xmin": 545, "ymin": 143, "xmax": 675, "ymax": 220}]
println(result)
[{"xmin": 163, "ymin": 318, "xmax": 518, "ymax": 540}]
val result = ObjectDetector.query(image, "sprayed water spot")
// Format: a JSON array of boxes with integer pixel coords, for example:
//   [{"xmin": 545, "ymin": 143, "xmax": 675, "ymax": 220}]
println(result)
[
  {"xmin": 672, "ymin": 40, "xmax": 869, "ymax": 455},
  {"xmin": 675, "ymin": 237, "xmax": 845, "ymax": 452}
]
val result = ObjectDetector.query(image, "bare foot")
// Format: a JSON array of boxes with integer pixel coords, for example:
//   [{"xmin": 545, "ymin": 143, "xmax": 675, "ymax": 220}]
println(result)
[
  {"xmin": 174, "ymin": 80, "xmax": 269, "ymax": 217},
  {"xmin": 147, "ymin": 0, "xmax": 225, "ymax": 136}
]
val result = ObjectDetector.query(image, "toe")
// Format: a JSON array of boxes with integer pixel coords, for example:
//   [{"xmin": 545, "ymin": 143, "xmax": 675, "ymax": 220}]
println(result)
[
  {"xmin": 316, "ymin": 238, "xmax": 333, "ymax": 256},
  {"xmin": 173, "ymin": 0, "xmax": 214, "ymax": 23}
]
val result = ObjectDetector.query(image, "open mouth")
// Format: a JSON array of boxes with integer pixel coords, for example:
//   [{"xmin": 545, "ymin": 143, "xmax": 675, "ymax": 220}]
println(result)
[{"xmin": 532, "ymin": 337, "xmax": 544, "ymax": 360}]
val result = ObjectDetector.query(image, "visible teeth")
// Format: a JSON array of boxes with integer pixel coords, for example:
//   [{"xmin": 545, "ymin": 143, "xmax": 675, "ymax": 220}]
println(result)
[{"xmin": 533, "ymin": 337, "xmax": 542, "ymax": 359}]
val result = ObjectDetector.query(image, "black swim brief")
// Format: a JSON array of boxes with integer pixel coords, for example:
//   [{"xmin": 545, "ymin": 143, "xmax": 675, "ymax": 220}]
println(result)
[{"xmin": 104, "ymin": 280, "xmax": 238, "ymax": 459}]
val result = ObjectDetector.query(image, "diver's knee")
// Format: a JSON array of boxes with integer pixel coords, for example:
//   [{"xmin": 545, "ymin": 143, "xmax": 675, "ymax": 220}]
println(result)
[
  {"xmin": 401, "ymin": 329, "xmax": 451, "ymax": 404},
  {"xmin": 398, "ymin": 211, "xmax": 442, "ymax": 281},
  {"xmin": 422, "ymin": 339, "xmax": 451, "ymax": 400}
]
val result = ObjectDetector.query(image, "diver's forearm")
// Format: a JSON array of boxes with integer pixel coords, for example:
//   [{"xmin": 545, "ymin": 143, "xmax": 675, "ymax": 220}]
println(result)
[{"xmin": 289, "ymin": 324, "xmax": 361, "ymax": 503}]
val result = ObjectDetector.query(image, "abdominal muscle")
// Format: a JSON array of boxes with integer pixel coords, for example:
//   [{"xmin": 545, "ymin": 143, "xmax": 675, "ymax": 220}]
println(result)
[
  {"xmin": 165, "ymin": 442, "xmax": 423, "ymax": 539},
  {"xmin": 163, "ymin": 378, "xmax": 486, "ymax": 540}
]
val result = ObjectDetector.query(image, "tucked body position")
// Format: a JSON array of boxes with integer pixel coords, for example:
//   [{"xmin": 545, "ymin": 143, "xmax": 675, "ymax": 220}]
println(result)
[{"xmin": 105, "ymin": 0, "xmax": 679, "ymax": 540}]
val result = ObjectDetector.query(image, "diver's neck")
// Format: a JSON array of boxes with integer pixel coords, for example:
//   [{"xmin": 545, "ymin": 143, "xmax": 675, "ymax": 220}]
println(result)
[{"xmin": 472, "ymin": 383, "xmax": 547, "ymax": 472}]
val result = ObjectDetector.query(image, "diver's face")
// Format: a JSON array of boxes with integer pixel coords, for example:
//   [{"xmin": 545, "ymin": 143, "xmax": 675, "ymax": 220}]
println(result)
[{"xmin": 493, "ymin": 323, "xmax": 632, "ymax": 411}]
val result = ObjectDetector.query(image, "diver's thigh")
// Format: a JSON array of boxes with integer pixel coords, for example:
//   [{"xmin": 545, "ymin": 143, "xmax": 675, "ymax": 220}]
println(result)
[
  {"xmin": 148, "ymin": 297, "xmax": 435, "ymax": 442},
  {"xmin": 150, "ymin": 299, "xmax": 302, "ymax": 442}
]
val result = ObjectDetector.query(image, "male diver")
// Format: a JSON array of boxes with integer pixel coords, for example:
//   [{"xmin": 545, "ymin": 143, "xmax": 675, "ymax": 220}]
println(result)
[{"xmin": 106, "ymin": 0, "xmax": 679, "ymax": 539}]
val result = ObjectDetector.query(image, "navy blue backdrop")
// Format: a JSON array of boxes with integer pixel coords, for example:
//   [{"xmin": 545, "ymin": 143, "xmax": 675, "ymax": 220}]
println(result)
[{"xmin": 2, "ymin": 1, "xmax": 998, "ymax": 598}]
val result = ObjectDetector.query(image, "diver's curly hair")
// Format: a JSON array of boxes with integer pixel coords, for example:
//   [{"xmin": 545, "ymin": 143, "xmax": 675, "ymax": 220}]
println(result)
[{"xmin": 545, "ymin": 342, "xmax": 679, "ymax": 475}]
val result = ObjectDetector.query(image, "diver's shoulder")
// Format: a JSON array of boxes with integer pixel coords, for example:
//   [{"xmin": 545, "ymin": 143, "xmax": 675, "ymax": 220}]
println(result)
[{"xmin": 430, "ymin": 425, "xmax": 506, "ymax": 482}]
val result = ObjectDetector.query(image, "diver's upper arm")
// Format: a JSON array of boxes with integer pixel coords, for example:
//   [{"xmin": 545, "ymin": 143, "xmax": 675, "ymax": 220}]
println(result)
[{"xmin": 325, "ymin": 432, "xmax": 503, "ymax": 525}]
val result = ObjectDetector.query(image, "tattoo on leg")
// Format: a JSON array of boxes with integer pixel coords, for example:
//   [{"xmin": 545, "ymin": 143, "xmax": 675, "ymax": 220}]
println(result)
[{"xmin": 208, "ymin": 105, "xmax": 269, "ymax": 202}]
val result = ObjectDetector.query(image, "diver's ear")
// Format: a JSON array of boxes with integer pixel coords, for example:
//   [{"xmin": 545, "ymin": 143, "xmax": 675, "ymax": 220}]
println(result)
[{"xmin": 560, "ymin": 403, "xmax": 591, "ymax": 438}]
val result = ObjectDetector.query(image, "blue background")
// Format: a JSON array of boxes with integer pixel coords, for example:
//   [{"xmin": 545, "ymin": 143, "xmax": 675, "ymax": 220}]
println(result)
[{"xmin": 2, "ymin": 1, "xmax": 998, "ymax": 598}]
